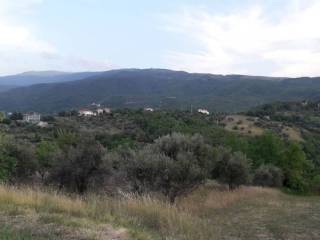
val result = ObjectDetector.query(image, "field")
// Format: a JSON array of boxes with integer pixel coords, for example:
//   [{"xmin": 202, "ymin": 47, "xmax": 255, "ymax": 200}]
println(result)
[
  {"xmin": 222, "ymin": 114, "xmax": 303, "ymax": 141},
  {"xmin": 0, "ymin": 184, "xmax": 319, "ymax": 240}
]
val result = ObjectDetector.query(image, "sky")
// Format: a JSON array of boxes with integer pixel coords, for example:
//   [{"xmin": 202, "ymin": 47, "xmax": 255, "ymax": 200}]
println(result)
[{"xmin": 0, "ymin": 0, "xmax": 320, "ymax": 77}]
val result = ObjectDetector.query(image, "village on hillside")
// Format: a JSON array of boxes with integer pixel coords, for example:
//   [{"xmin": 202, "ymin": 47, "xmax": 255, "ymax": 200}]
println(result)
[{"xmin": 0, "ymin": 101, "xmax": 212, "ymax": 128}]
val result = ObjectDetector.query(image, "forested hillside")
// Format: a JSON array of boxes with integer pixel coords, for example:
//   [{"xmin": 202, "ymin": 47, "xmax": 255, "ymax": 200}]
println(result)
[
  {"xmin": 0, "ymin": 71, "xmax": 101, "ymax": 86},
  {"xmin": 1, "ymin": 69, "xmax": 320, "ymax": 112}
]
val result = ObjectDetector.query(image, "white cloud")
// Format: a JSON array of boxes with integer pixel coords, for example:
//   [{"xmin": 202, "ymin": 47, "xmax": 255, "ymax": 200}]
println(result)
[
  {"xmin": 0, "ymin": 51, "xmax": 113, "ymax": 75},
  {"xmin": 164, "ymin": 1, "xmax": 320, "ymax": 77},
  {"xmin": 0, "ymin": 0, "xmax": 53, "ymax": 52},
  {"xmin": 0, "ymin": 0, "xmax": 56, "ymax": 75},
  {"xmin": 0, "ymin": 0, "xmax": 112, "ymax": 76}
]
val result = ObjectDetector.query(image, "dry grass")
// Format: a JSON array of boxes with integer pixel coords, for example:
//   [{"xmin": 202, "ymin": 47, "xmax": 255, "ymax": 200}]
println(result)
[
  {"xmin": 178, "ymin": 185, "xmax": 280, "ymax": 214},
  {"xmin": 222, "ymin": 115, "xmax": 264, "ymax": 136},
  {"xmin": 0, "ymin": 185, "xmax": 86, "ymax": 216},
  {"xmin": 0, "ymin": 184, "xmax": 319, "ymax": 240},
  {"xmin": 222, "ymin": 114, "xmax": 303, "ymax": 141}
]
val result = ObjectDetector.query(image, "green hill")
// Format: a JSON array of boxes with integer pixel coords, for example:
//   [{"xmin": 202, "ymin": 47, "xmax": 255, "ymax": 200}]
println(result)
[{"xmin": 0, "ymin": 69, "xmax": 320, "ymax": 112}]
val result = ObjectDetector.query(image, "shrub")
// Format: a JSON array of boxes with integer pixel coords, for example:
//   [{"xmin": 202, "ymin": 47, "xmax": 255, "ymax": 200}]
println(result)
[
  {"xmin": 285, "ymin": 174, "xmax": 309, "ymax": 193},
  {"xmin": 0, "ymin": 134, "xmax": 16, "ymax": 182},
  {"xmin": 124, "ymin": 133, "xmax": 213, "ymax": 202},
  {"xmin": 280, "ymin": 143, "xmax": 311, "ymax": 192},
  {"xmin": 9, "ymin": 112, "xmax": 23, "ymax": 121},
  {"xmin": 55, "ymin": 128, "xmax": 79, "ymax": 150},
  {"xmin": 35, "ymin": 141, "xmax": 60, "ymax": 180},
  {"xmin": 51, "ymin": 136, "xmax": 107, "ymax": 193},
  {"xmin": 248, "ymin": 132, "xmax": 284, "ymax": 168},
  {"xmin": 7, "ymin": 142, "xmax": 37, "ymax": 181},
  {"xmin": 310, "ymin": 175, "xmax": 320, "ymax": 193},
  {"xmin": 153, "ymin": 132, "xmax": 213, "ymax": 170},
  {"xmin": 212, "ymin": 149, "xmax": 251, "ymax": 190},
  {"xmin": 41, "ymin": 115, "xmax": 55, "ymax": 122},
  {"xmin": 1, "ymin": 118, "xmax": 11, "ymax": 125},
  {"xmin": 253, "ymin": 165, "xmax": 283, "ymax": 187},
  {"xmin": 0, "ymin": 154, "xmax": 16, "ymax": 182}
]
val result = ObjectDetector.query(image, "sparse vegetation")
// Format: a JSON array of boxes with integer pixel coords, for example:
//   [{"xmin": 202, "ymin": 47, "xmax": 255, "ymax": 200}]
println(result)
[
  {"xmin": 0, "ymin": 105, "xmax": 320, "ymax": 239},
  {"xmin": 0, "ymin": 184, "xmax": 319, "ymax": 240}
]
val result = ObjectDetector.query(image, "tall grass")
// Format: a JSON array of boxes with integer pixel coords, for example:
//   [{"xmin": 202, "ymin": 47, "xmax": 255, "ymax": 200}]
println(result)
[{"xmin": 0, "ymin": 184, "xmax": 281, "ymax": 240}]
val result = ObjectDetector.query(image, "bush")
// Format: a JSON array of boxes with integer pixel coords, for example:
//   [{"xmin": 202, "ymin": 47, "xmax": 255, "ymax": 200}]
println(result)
[
  {"xmin": 280, "ymin": 143, "xmax": 311, "ymax": 192},
  {"xmin": 310, "ymin": 175, "xmax": 320, "ymax": 194},
  {"xmin": 253, "ymin": 165, "xmax": 283, "ymax": 187},
  {"xmin": 153, "ymin": 132, "xmax": 213, "ymax": 170},
  {"xmin": 41, "ymin": 115, "xmax": 55, "ymax": 122},
  {"xmin": 51, "ymin": 135, "xmax": 108, "ymax": 193},
  {"xmin": 6, "ymin": 142, "xmax": 37, "ymax": 181},
  {"xmin": 0, "ymin": 154, "xmax": 16, "ymax": 182},
  {"xmin": 285, "ymin": 174, "xmax": 309, "ymax": 193},
  {"xmin": 212, "ymin": 149, "xmax": 251, "ymax": 190},
  {"xmin": 0, "ymin": 134, "xmax": 16, "ymax": 182},
  {"xmin": 1, "ymin": 118, "xmax": 11, "ymax": 125},
  {"xmin": 124, "ymin": 133, "xmax": 213, "ymax": 202},
  {"xmin": 9, "ymin": 112, "xmax": 23, "ymax": 121},
  {"xmin": 35, "ymin": 141, "xmax": 60, "ymax": 180}
]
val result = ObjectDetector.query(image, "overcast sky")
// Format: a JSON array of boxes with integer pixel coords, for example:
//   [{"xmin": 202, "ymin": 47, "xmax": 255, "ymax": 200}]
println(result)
[{"xmin": 0, "ymin": 0, "xmax": 320, "ymax": 77}]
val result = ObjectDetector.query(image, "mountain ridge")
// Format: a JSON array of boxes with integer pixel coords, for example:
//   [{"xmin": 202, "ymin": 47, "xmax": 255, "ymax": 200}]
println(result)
[
  {"xmin": 0, "ymin": 69, "xmax": 319, "ymax": 113},
  {"xmin": 0, "ymin": 71, "xmax": 103, "ymax": 86}
]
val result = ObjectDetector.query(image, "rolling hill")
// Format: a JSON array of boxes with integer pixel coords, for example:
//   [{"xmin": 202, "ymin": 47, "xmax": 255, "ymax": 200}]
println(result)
[
  {"xmin": 0, "ymin": 85, "xmax": 15, "ymax": 92},
  {"xmin": 0, "ymin": 69, "xmax": 320, "ymax": 113},
  {"xmin": 0, "ymin": 71, "xmax": 102, "ymax": 86}
]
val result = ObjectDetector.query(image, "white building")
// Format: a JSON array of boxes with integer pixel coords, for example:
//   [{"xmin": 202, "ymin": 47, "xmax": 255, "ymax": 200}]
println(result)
[
  {"xmin": 96, "ymin": 109, "xmax": 104, "ymax": 115},
  {"xmin": 103, "ymin": 108, "xmax": 112, "ymax": 114},
  {"xmin": 78, "ymin": 109, "xmax": 96, "ymax": 117},
  {"xmin": 144, "ymin": 107, "xmax": 154, "ymax": 112},
  {"xmin": 198, "ymin": 109, "xmax": 210, "ymax": 115},
  {"xmin": 23, "ymin": 112, "xmax": 41, "ymax": 123},
  {"xmin": 37, "ymin": 121, "xmax": 49, "ymax": 128},
  {"xmin": 96, "ymin": 108, "xmax": 112, "ymax": 115}
]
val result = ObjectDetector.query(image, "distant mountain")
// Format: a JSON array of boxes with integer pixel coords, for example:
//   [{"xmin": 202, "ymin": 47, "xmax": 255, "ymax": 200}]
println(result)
[
  {"xmin": 19, "ymin": 71, "xmax": 68, "ymax": 77},
  {"xmin": 0, "ymin": 85, "xmax": 15, "ymax": 92},
  {"xmin": 0, "ymin": 69, "xmax": 319, "ymax": 113},
  {"xmin": 0, "ymin": 71, "xmax": 102, "ymax": 86}
]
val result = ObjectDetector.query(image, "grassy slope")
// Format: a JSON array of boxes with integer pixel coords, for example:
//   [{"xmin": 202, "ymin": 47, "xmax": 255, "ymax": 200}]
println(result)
[
  {"xmin": 0, "ymin": 185, "xmax": 319, "ymax": 240},
  {"xmin": 222, "ymin": 114, "xmax": 303, "ymax": 141}
]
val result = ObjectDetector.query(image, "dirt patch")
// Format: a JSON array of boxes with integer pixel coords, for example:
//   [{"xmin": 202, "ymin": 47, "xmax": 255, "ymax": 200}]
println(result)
[
  {"xmin": 222, "ymin": 114, "xmax": 303, "ymax": 141},
  {"xmin": 222, "ymin": 115, "xmax": 264, "ymax": 136}
]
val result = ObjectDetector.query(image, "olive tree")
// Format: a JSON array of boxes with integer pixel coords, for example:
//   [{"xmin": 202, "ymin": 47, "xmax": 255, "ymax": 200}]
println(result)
[
  {"xmin": 51, "ymin": 135, "xmax": 107, "ymax": 193},
  {"xmin": 253, "ymin": 165, "xmax": 283, "ymax": 187},
  {"xmin": 212, "ymin": 149, "xmax": 251, "ymax": 190},
  {"xmin": 124, "ymin": 133, "xmax": 214, "ymax": 202}
]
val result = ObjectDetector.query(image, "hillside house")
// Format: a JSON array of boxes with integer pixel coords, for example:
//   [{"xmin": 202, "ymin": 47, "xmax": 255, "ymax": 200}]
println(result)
[
  {"xmin": 103, "ymin": 108, "xmax": 111, "ymax": 114},
  {"xmin": 78, "ymin": 109, "xmax": 96, "ymax": 117},
  {"xmin": 23, "ymin": 112, "xmax": 41, "ymax": 123},
  {"xmin": 144, "ymin": 107, "xmax": 154, "ymax": 112},
  {"xmin": 37, "ymin": 121, "xmax": 49, "ymax": 128},
  {"xmin": 198, "ymin": 109, "xmax": 210, "ymax": 115},
  {"xmin": 96, "ymin": 108, "xmax": 112, "ymax": 115},
  {"xmin": 96, "ymin": 109, "xmax": 104, "ymax": 115}
]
